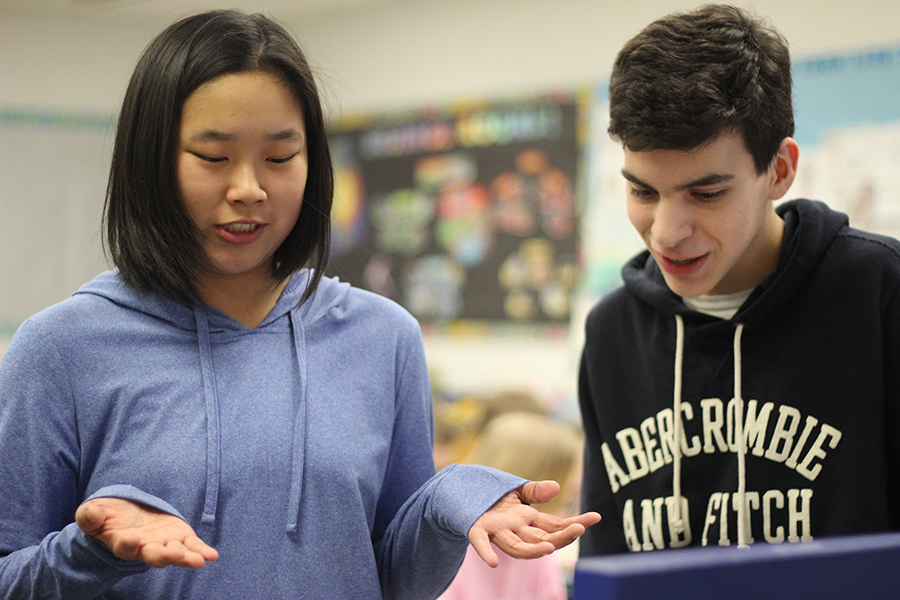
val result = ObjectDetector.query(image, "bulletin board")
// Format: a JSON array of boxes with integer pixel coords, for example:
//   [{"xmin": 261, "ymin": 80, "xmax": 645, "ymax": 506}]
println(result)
[{"xmin": 325, "ymin": 94, "xmax": 585, "ymax": 326}]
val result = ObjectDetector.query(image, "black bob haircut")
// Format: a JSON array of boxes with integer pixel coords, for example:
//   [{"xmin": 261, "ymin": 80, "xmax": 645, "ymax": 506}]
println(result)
[
  {"xmin": 104, "ymin": 9, "xmax": 333, "ymax": 306},
  {"xmin": 608, "ymin": 4, "xmax": 794, "ymax": 174}
]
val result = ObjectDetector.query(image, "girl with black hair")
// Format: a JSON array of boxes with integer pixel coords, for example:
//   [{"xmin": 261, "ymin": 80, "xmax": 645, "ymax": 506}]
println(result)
[{"xmin": 0, "ymin": 10, "xmax": 598, "ymax": 599}]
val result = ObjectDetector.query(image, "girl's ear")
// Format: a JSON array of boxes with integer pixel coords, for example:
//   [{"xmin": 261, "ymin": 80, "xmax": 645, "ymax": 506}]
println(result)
[{"xmin": 769, "ymin": 137, "xmax": 800, "ymax": 200}]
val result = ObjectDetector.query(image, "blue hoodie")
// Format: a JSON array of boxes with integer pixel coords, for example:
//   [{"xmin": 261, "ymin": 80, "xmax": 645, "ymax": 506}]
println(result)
[{"xmin": 0, "ymin": 270, "xmax": 525, "ymax": 599}]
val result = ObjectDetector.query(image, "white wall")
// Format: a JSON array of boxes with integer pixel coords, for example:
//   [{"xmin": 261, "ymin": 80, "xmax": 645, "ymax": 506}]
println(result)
[
  {"xmin": 2, "ymin": 0, "xmax": 900, "ymax": 409},
  {"xmin": 302, "ymin": 0, "xmax": 900, "ymax": 117},
  {"xmin": 5, "ymin": 0, "xmax": 900, "ymax": 115}
]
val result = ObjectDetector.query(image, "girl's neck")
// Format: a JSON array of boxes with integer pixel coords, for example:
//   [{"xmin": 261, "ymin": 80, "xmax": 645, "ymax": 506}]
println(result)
[{"xmin": 196, "ymin": 270, "xmax": 289, "ymax": 329}]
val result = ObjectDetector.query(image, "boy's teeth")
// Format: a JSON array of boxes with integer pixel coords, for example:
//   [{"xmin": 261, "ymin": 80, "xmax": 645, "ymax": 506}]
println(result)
[{"xmin": 223, "ymin": 223, "xmax": 259, "ymax": 233}]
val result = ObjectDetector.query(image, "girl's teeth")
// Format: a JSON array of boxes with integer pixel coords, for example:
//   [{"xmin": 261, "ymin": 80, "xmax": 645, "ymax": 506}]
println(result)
[{"xmin": 223, "ymin": 223, "xmax": 259, "ymax": 233}]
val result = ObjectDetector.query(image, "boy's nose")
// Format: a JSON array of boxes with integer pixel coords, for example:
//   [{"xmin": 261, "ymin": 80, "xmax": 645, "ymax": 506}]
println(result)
[{"xmin": 650, "ymin": 198, "xmax": 693, "ymax": 249}]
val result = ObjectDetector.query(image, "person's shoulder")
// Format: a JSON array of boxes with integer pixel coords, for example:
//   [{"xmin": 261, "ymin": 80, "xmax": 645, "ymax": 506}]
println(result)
[
  {"xmin": 584, "ymin": 285, "xmax": 637, "ymax": 328},
  {"xmin": 829, "ymin": 226, "xmax": 900, "ymax": 275},
  {"xmin": 13, "ymin": 271, "xmax": 170, "ymax": 349},
  {"xmin": 835, "ymin": 226, "xmax": 900, "ymax": 258},
  {"xmin": 312, "ymin": 274, "xmax": 421, "ymax": 332},
  {"xmin": 18, "ymin": 285, "xmax": 113, "ymax": 334},
  {"xmin": 6, "ymin": 294, "xmax": 112, "ymax": 365}
]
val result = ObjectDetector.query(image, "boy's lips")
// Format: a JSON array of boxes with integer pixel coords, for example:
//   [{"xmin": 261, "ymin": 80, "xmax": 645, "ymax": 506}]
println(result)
[{"xmin": 658, "ymin": 252, "xmax": 709, "ymax": 276}]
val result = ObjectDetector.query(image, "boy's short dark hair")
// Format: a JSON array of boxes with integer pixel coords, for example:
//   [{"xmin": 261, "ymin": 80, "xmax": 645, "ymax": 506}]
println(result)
[
  {"xmin": 608, "ymin": 3, "xmax": 794, "ymax": 174},
  {"xmin": 104, "ymin": 10, "xmax": 333, "ymax": 305}
]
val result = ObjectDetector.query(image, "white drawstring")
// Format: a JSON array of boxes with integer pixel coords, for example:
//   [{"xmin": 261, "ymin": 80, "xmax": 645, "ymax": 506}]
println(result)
[
  {"xmin": 734, "ymin": 323, "xmax": 750, "ymax": 548},
  {"xmin": 672, "ymin": 314, "xmax": 685, "ymax": 534},
  {"xmin": 671, "ymin": 316, "xmax": 751, "ymax": 547}
]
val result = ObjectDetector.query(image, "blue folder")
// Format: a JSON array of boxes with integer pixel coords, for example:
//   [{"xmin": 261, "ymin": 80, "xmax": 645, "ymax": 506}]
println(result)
[{"xmin": 574, "ymin": 532, "xmax": 900, "ymax": 600}]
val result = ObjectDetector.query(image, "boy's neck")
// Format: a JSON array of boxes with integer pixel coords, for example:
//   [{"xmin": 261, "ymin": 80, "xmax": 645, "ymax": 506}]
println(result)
[{"xmin": 711, "ymin": 210, "xmax": 785, "ymax": 296}]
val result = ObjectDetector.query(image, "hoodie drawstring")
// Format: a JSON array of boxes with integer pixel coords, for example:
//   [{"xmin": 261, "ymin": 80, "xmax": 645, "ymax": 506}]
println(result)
[
  {"xmin": 194, "ymin": 307, "xmax": 222, "ymax": 526},
  {"xmin": 193, "ymin": 304, "xmax": 309, "ymax": 534},
  {"xmin": 286, "ymin": 307, "xmax": 309, "ymax": 534},
  {"xmin": 671, "ymin": 314, "xmax": 686, "ymax": 534},
  {"xmin": 733, "ymin": 323, "xmax": 750, "ymax": 548},
  {"xmin": 671, "ymin": 316, "xmax": 751, "ymax": 547}
]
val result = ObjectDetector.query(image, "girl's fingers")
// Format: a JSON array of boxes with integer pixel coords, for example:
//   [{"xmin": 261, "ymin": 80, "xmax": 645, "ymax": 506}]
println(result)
[
  {"xmin": 469, "ymin": 530, "xmax": 499, "ymax": 568},
  {"xmin": 184, "ymin": 535, "xmax": 220, "ymax": 562},
  {"xmin": 110, "ymin": 531, "xmax": 143, "ymax": 561}
]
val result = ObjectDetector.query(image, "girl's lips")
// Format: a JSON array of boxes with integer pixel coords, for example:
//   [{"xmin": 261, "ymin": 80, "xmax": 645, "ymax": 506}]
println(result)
[
  {"xmin": 658, "ymin": 253, "xmax": 709, "ymax": 277},
  {"xmin": 215, "ymin": 222, "xmax": 266, "ymax": 245}
]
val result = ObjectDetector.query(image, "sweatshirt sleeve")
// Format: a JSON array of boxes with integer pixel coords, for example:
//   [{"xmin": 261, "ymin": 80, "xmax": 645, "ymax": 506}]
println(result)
[
  {"xmin": 0, "ymin": 524, "xmax": 151, "ymax": 600},
  {"xmin": 369, "ymin": 319, "xmax": 526, "ymax": 600},
  {"xmin": 0, "ymin": 320, "xmax": 156, "ymax": 599},
  {"xmin": 375, "ymin": 465, "xmax": 525, "ymax": 600}
]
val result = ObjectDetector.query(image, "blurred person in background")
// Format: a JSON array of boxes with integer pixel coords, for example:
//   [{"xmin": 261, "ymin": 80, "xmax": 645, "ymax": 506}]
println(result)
[{"xmin": 439, "ymin": 412, "xmax": 585, "ymax": 600}]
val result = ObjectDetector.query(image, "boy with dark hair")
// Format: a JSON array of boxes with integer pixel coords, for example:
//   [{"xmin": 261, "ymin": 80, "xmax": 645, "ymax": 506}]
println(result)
[{"xmin": 578, "ymin": 3, "xmax": 900, "ymax": 555}]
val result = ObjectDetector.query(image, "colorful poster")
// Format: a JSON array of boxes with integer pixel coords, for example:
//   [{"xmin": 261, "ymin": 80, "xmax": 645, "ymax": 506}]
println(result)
[{"xmin": 326, "ymin": 95, "xmax": 583, "ymax": 324}]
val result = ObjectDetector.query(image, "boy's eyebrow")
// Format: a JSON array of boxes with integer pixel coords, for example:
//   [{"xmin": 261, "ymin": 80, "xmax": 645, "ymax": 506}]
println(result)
[
  {"xmin": 621, "ymin": 169, "xmax": 734, "ymax": 190},
  {"xmin": 189, "ymin": 128, "xmax": 305, "ymax": 142},
  {"xmin": 621, "ymin": 169, "xmax": 652, "ymax": 188}
]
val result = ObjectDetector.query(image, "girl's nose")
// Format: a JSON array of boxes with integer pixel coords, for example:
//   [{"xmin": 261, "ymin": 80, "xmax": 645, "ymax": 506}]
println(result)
[{"xmin": 227, "ymin": 163, "xmax": 266, "ymax": 205}]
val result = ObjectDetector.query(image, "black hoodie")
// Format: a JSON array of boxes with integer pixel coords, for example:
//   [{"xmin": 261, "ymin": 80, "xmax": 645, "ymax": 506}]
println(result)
[{"xmin": 578, "ymin": 199, "xmax": 900, "ymax": 555}]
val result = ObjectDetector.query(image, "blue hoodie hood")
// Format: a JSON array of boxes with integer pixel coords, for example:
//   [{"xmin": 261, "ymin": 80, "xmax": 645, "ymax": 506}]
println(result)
[{"xmin": 72, "ymin": 269, "xmax": 350, "ymax": 532}]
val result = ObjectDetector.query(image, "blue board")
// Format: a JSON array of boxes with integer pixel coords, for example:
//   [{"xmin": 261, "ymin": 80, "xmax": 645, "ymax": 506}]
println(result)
[{"xmin": 574, "ymin": 532, "xmax": 900, "ymax": 600}]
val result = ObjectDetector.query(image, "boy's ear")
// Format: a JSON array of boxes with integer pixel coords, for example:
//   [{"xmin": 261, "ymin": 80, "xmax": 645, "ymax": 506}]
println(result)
[{"xmin": 769, "ymin": 137, "xmax": 799, "ymax": 200}]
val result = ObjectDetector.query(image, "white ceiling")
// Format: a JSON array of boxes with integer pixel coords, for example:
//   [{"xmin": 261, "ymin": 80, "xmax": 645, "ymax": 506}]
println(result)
[{"xmin": 0, "ymin": 0, "xmax": 411, "ymax": 23}]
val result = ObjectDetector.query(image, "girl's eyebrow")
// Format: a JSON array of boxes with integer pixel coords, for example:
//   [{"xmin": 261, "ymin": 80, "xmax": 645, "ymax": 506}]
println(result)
[
  {"xmin": 620, "ymin": 169, "xmax": 734, "ymax": 191},
  {"xmin": 268, "ymin": 129, "xmax": 304, "ymax": 142},
  {"xmin": 188, "ymin": 128, "xmax": 304, "ymax": 143},
  {"xmin": 190, "ymin": 129, "xmax": 234, "ymax": 142}
]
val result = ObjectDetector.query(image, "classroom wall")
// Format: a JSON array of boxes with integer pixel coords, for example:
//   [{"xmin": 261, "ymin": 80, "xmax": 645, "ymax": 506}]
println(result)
[
  {"xmin": 2, "ymin": 0, "xmax": 899, "ymax": 412},
  {"xmin": 5, "ymin": 0, "xmax": 900, "ymax": 114}
]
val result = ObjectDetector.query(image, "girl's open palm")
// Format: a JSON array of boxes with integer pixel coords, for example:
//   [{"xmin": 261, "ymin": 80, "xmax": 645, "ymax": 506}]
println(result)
[
  {"xmin": 468, "ymin": 480, "xmax": 601, "ymax": 567},
  {"xmin": 75, "ymin": 497, "xmax": 218, "ymax": 569}
]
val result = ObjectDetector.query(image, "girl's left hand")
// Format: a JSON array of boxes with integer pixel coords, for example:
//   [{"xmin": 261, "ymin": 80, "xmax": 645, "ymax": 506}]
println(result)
[{"xmin": 467, "ymin": 480, "xmax": 601, "ymax": 567}]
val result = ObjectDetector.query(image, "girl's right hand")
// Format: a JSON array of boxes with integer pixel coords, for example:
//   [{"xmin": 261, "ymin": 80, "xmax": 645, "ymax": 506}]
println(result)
[{"xmin": 75, "ymin": 497, "xmax": 219, "ymax": 568}]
